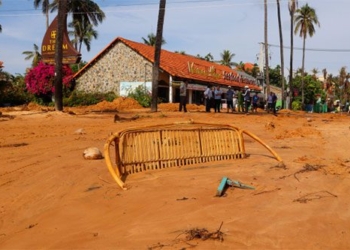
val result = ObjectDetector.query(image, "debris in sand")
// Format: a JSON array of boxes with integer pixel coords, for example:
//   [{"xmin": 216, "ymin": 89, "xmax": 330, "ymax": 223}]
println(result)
[
  {"xmin": 183, "ymin": 224, "xmax": 224, "ymax": 242},
  {"xmin": 293, "ymin": 191, "xmax": 337, "ymax": 203},
  {"xmin": 83, "ymin": 147, "xmax": 103, "ymax": 160},
  {"xmin": 114, "ymin": 114, "xmax": 139, "ymax": 122},
  {"xmin": 74, "ymin": 128, "xmax": 85, "ymax": 135},
  {"xmin": 279, "ymin": 163, "xmax": 325, "ymax": 181},
  {"xmin": 0, "ymin": 142, "xmax": 28, "ymax": 148}
]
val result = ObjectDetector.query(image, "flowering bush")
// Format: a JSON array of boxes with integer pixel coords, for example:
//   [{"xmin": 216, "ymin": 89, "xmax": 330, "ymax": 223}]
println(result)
[{"xmin": 25, "ymin": 62, "xmax": 74, "ymax": 95}]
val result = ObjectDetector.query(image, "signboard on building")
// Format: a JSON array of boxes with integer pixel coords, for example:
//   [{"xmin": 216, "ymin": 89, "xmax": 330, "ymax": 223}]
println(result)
[
  {"xmin": 41, "ymin": 15, "xmax": 81, "ymax": 64},
  {"xmin": 120, "ymin": 82, "xmax": 152, "ymax": 97}
]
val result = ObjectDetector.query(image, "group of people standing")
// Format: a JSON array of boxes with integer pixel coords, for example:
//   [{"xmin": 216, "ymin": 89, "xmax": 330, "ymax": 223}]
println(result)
[
  {"xmin": 179, "ymin": 81, "xmax": 278, "ymax": 115},
  {"xmin": 203, "ymin": 85, "xmax": 225, "ymax": 113},
  {"xmin": 203, "ymin": 85, "xmax": 266, "ymax": 114}
]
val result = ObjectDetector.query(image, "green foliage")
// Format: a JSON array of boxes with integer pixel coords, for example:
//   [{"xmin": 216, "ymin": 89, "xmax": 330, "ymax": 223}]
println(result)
[
  {"xmin": 70, "ymin": 61, "xmax": 87, "ymax": 73},
  {"xmin": 292, "ymin": 74, "xmax": 324, "ymax": 105},
  {"xmin": 0, "ymin": 73, "xmax": 33, "ymax": 106},
  {"xmin": 63, "ymin": 91, "xmax": 117, "ymax": 107},
  {"xmin": 268, "ymin": 65, "xmax": 284, "ymax": 87},
  {"xmin": 292, "ymin": 99, "xmax": 302, "ymax": 110},
  {"xmin": 127, "ymin": 85, "xmax": 152, "ymax": 107}
]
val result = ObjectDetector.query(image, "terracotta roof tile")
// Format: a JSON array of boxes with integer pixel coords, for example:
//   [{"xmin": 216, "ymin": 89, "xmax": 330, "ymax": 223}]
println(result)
[{"xmin": 74, "ymin": 37, "xmax": 261, "ymax": 91}]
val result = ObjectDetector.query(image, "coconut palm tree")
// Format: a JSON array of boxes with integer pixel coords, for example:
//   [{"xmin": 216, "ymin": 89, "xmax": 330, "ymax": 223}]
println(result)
[
  {"xmin": 288, "ymin": 0, "xmax": 298, "ymax": 94},
  {"xmin": 220, "ymin": 50, "xmax": 236, "ymax": 68},
  {"xmin": 204, "ymin": 53, "xmax": 214, "ymax": 62},
  {"xmin": 34, "ymin": 0, "xmax": 51, "ymax": 29},
  {"xmin": 0, "ymin": 0, "xmax": 2, "ymax": 32},
  {"xmin": 142, "ymin": 33, "xmax": 166, "ymax": 46},
  {"xmin": 22, "ymin": 44, "xmax": 42, "ymax": 67},
  {"xmin": 294, "ymin": 3, "xmax": 320, "ymax": 106},
  {"xmin": 53, "ymin": 0, "xmax": 67, "ymax": 111},
  {"xmin": 151, "ymin": 0, "xmax": 166, "ymax": 112},
  {"xmin": 50, "ymin": 0, "xmax": 105, "ymax": 27},
  {"xmin": 235, "ymin": 61, "xmax": 246, "ymax": 71},
  {"xmin": 68, "ymin": 17, "xmax": 98, "ymax": 53},
  {"xmin": 338, "ymin": 66, "xmax": 347, "ymax": 104},
  {"xmin": 50, "ymin": 0, "xmax": 104, "ymax": 55},
  {"xmin": 175, "ymin": 51, "xmax": 186, "ymax": 55},
  {"xmin": 311, "ymin": 68, "xmax": 319, "ymax": 80},
  {"xmin": 322, "ymin": 68, "xmax": 327, "ymax": 85},
  {"xmin": 276, "ymin": 0, "xmax": 285, "ymax": 108}
]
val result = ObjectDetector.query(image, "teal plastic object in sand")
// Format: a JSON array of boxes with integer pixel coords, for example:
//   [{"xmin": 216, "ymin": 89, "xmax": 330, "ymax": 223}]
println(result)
[{"xmin": 216, "ymin": 177, "xmax": 255, "ymax": 197}]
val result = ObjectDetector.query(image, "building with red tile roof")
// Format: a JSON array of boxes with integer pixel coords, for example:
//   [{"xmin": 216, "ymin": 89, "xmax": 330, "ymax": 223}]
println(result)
[{"xmin": 73, "ymin": 37, "xmax": 261, "ymax": 104}]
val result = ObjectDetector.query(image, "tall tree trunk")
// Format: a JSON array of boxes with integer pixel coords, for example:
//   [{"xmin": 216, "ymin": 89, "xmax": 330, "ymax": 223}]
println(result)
[
  {"xmin": 46, "ymin": 8, "xmax": 49, "ymax": 29},
  {"xmin": 289, "ymin": 7, "xmax": 295, "ymax": 108},
  {"xmin": 264, "ymin": 0, "xmax": 270, "ymax": 96},
  {"xmin": 54, "ymin": 0, "xmax": 67, "ymax": 111},
  {"xmin": 151, "ymin": 0, "xmax": 166, "ymax": 112},
  {"xmin": 277, "ymin": 0, "xmax": 285, "ymax": 108},
  {"xmin": 301, "ymin": 37, "xmax": 306, "ymax": 107}
]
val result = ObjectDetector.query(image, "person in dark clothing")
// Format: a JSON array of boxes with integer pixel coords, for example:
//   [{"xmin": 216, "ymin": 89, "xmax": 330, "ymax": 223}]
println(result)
[
  {"xmin": 179, "ymin": 80, "xmax": 188, "ymax": 112},
  {"xmin": 203, "ymin": 86, "xmax": 213, "ymax": 112},
  {"xmin": 252, "ymin": 92, "xmax": 259, "ymax": 113},
  {"xmin": 226, "ymin": 86, "xmax": 234, "ymax": 113},
  {"xmin": 243, "ymin": 86, "xmax": 251, "ymax": 114},
  {"xmin": 214, "ymin": 86, "xmax": 223, "ymax": 113},
  {"xmin": 272, "ymin": 92, "xmax": 278, "ymax": 116}
]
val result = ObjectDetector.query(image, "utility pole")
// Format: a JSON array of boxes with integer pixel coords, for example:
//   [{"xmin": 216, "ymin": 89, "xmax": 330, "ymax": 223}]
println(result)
[{"xmin": 258, "ymin": 42, "xmax": 269, "ymax": 100}]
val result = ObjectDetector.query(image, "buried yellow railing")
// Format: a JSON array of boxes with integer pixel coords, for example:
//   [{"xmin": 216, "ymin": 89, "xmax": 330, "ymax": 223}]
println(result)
[{"xmin": 104, "ymin": 122, "xmax": 283, "ymax": 190}]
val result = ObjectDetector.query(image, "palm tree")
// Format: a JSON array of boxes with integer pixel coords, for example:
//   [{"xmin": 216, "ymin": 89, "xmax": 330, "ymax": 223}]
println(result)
[
  {"xmin": 34, "ymin": 0, "xmax": 50, "ymax": 29},
  {"xmin": 322, "ymin": 68, "xmax": 327, "ymax": 88},
  {"xmin": 220, "ymin": 50, "xmax": 236, "ymax": 68},
  {"xmin": 288, "ymin": 0, "xmax": 298, "ymax": 100},
  {"xmin": 235, "ymin": 61, "xmax": 245, "ymax": 71},
  {"xmin": 151, "ymin": 0, "xmax": 166, "ymax": 112},
  {"xmin": 142, "ymin": 33, "xmax": 166, "ymax": 46},
  {"xmin": 50, "ymin": 0, "xmax": 105, "ymax": 27},
  {"xmin": 338, "ymin": 66, "xmax": 347, "ymax": 104},
  {"xmin": 311, "ymin": 68, "xmax": 318, "ymax": 80},
  {"xmin": 175, "ymin": 51, "xmax": 186, "ymax": 55},
  {"xmin": 22, "ymin": 44, "xmax": 42, "ymax": 67},
  {"xmin": 50, "ymin": 0, "xmax": 104, "ymax": 55},
  {"xmin": 294, "ymin": 3, "xmax": 320, "ymax": 106},
  {"xmin": 204, "ymin": 53, "xmax": 214, "ymax": 62},
  {"xmin": 276, "ymin": 0, "xmax": 285, "ymax": 108},
  {"xmin": 0, "ymin": 0, "xmax": 2, "ymax": 32},
  {"xmin": 345, "ymin": 73, "xmax": 350, "ymax": 103},
  {"xmin": 54, "ymin": 0, "xmax": 67, "ymax": 111},
  {"xmin": 68, "ymin": 18, "xmax": 98, "ymax": 53}
]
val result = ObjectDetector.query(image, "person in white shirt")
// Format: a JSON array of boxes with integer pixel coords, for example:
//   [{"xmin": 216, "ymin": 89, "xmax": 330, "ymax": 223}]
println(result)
[{"xmin": 203, "ymin": 86, "xmax": 212, "ymax": 112}]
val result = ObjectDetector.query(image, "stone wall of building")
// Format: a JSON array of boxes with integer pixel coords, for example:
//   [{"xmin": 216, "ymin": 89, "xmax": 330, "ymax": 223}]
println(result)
[{"xmin": 75, "ymin": 42, "xmax": 153, "ymax": 94}]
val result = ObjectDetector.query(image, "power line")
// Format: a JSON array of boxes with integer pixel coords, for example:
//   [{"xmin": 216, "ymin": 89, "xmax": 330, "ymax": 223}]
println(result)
[
  {"xmin": 266, "ymin": 43, "xmax": 350, "ymax": 52},
  {"xmin": 0, "ymin": 0, "xmax": 283, "ymax": 16}
]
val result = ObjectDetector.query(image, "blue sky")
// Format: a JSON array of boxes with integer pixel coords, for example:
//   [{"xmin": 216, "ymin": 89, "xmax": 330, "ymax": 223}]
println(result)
[{"xmin": 0, "ymin": 0, "xmax": 349, "ymax": 78}]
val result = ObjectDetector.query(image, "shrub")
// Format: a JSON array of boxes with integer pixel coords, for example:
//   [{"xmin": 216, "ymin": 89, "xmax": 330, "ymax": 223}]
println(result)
[
  {"xmin": 63, "ymin": 91, "xmax": 117, "ymax": 107},
  {"xmin": 127, "ymin": 85, "xmax": 152, "ymax": 107},
  {"xmin": 292, "ymin": 100, "xmax": 302, "ymax": 111},
  {"xmin": 25, "ymin": 62, "xmax": 74, "ymax": 96},
  {"xmin": 0, "ymin": 73, "xmax": 33, "ymax": 106}
]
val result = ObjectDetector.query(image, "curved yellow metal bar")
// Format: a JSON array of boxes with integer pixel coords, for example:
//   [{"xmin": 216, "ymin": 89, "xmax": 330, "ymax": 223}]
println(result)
[
  {"xmin": 104, "ymin": 133, "xmax": 128, "ymax": 190},
  {"xmin": 240, "ymin": 129, "xmax": 283, "ymax": 162}
]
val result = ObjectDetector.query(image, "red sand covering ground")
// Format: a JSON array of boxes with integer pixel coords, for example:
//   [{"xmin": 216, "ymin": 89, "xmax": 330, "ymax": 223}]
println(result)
[{"xmin": 1, "ymin": 98, "xmax": 350, "ymax": 249}]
